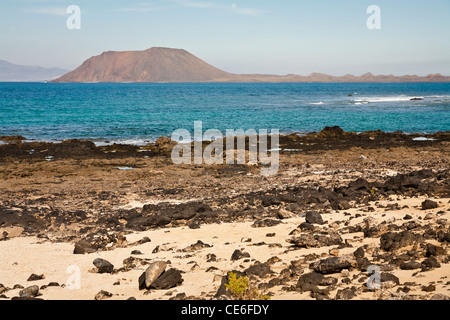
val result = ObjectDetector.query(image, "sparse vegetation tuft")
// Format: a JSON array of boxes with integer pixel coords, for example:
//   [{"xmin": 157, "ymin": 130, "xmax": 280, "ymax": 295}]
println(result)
[{"xmin": 225, "ymin": 272, "xmax": 271, "ymax": 300}]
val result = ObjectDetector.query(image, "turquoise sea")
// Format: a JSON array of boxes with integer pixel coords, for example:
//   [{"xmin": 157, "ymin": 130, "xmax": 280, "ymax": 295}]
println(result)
[{"xmin": 0, "ymin": 82, "xmax": 449, "ymax": 145}]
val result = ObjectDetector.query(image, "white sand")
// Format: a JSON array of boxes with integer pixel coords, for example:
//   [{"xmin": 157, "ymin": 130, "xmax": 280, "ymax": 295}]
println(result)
[{"xmin": 0, "ymin": 196, "xmax": 449, "ymax": 300}]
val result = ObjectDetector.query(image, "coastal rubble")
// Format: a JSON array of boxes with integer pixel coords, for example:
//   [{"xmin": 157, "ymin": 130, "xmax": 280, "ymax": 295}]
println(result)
[{"xmin": 0, "ymin": 127, "xmax": 449, "ymax": 300}]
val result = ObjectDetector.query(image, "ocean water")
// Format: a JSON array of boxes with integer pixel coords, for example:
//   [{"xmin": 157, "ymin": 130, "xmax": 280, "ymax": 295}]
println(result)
[{"xmin": 0, "ymin": 82, "xmax": 449, "ymax": 144}]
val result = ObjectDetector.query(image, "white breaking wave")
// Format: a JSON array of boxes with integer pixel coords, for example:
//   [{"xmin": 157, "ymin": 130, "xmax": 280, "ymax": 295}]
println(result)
[
  {"xmin": 354, "ymin": 96, "xmax": 422, "ymax": 103},
  {"xmin": 308, "ymin": 102, "xmax": 325, "ymax": 105},
  {"xmin": 93, "ymin": 138, "xmax": 154, "ymax": 146},
  {"xmin": 353, "ymin": 95, "xmax": 450, "ymax": 103},
  {"xmin": 425, "ymin": 95, "xmax": 450, "ymax": 99},
  {"xmin": 413, "ymin": 137, "xmax": 435, "ymax": 141}
]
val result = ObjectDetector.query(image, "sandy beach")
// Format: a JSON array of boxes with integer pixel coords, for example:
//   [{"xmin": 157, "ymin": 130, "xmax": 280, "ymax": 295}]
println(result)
[{"xmin": 0, "ymin": 128, "xmax": 449, "ymax": 300}]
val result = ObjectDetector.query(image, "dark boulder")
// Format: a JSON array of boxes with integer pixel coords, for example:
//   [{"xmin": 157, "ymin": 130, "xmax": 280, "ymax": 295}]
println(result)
[
  {"xmin": 73, "ymin": 240, "xmax": 97, "ymax": 254},
  {"xmin": 421, "ymin": 200, "xmax": 438, "ymax": 210},
  {"xmin": 421, "ymin": 257, "xmax": 441, "ymax": 271},
  {"xmin": 180, "ymin": 240, "xmax": 212, "ymax": 252},
  {"xmin": 261, "ymin": 195, "xmax": 282, "ymax": 207},
  {"xmin": 188, "ymin": 220, "xmax": 201, "ymax": 229},
  {"xmin": 251, "ymin": 219, "xmax": 282, "ymax": 228},
  {"xmin": 19, "ymin": 285, "xmax": 39, "ymax": 298},
  {"xmin": 305, "ymin": 211, "xmax": 324, "ymax": 225},
  {"xmin": 347, "ymin": 178, "xmax": 370, "ymax": 192},
  {"xmin": 60, "ymin": 139, "xmax": 97, "ymax": 155},
  {"xmin": 425, "ymin": 243, "xmax": 446, "ymax": 257},
  {"xmin": 298, "ymin": 222, "xmax": 316, "ymax": 232},
  {"xmin": 231, "ymin": 249, "xmax": 250, "ymax": 261},
  {"xmin": 355, "ymin": 257, "xmax": 371, "ymax": 272},
  {"xmin": 380, "ymin": 231, "xmax": 421, "ymax": 252},
  {"xmin": 93, "ymin": 258, "xmax": 115, "ymax": 274},
  {"xmin": 422, "ymin": 284, "xmax": 436, "ymax": 292},
  {"xmin": 27, "ymin": 274, "xmax": 45, "ymax": 282},
  {"xmin": 296, "ymin": 272, "xmax": 337, "ymax": 293},
  {"xmin": 138, "ymin": 261, "xmax": 167, "ymax": 290},
  {"xmin": 127, "ymin": 214, "xmax": 172, "ymax": 231},
  {"xmin": 150, "ymin": 268, "xmax": 183, "ymax": 290},
  {"xmin": 94, "ymin": 290, "xmax": 113, "ymax": 300},
  {"xmin": 331, "ymin": 199, "xmax": 352, "ymax": 210},
  {"xmin": 169, "ymin": 203, "xmax": 211, "ymax": 221},
  {"xmin": 335, "ymin": 288, "xmax": 357, "ymax": 300},
  {"xmin": 310, "ymin": 256, "xmax": 356, "ymax": 274},
  {"xmin": 410, "ymin": 169, "xmax": 434, "ymax": 179},
  {"xmin": 400, "ymin": 261, "xmax": 422, "ymax": 270},
  {"xmin": 380, "ymin": 272, "xmax": 400, "ymax": 285},
  {"xmin": 318, "ymin": 126, "xmax": 345, "ymax": 137},
  {"xmin": 244, "ymin": 263, "xmax": 272, "ymax": 278},
  {"xmin": 287, "ymin": 232, "xmax": 343, "ymax": 248},
  {"xmin": 383, "ymin": 174, "xmax": 421, "ymax": 191},
  {"xmin": 353, "ymin": 247, "xmax": 365, "ymax": 259},
  {"xmin": 437, "ymin": 230, "xmax": 450, "ymax": 243}
]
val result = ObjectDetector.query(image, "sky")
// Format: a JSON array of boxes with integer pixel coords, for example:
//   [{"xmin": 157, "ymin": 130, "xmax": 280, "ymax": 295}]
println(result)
[{"xmin": 1, "ymin": 0, "xmax": 449, "ymax": 76}]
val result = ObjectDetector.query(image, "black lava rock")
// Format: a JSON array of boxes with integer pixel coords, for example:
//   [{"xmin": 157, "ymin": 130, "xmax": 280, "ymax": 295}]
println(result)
[
  {"xmin": 305, "ymin": 211, "xmax": 324, "ymax": 225},
  {"xmin": 93, "ymin": 258, "xmax": 115, "ymax": 274}
]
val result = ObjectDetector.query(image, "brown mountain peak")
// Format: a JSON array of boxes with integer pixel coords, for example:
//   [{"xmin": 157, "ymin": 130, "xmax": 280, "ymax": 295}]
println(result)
[
  {"xmin": 53, "ymin": 47, "xmax": 233, "ymax": 83},
  {"xmin": 52, "ymin": 48, "xmax": 450, "ymax": 83}
]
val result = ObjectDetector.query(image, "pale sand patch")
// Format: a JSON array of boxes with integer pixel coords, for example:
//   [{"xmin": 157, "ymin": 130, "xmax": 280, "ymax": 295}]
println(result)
[{"xmin": 0, "ymin": 219, "xmax": 307, "ymax": 300}]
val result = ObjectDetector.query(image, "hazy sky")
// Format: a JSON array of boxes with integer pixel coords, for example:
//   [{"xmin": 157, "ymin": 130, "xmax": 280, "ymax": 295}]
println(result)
[{"xmin": 1, "ymin": 0, "xmax": 449, "ymax": 76}]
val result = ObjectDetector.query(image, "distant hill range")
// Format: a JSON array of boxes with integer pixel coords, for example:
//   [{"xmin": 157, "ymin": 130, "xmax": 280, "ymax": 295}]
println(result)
[
  {"xmin": 0, "ymin": 60, "xmax": 69, "ymax": 82},
  {"xmin": 51, "ymin": 47, "xmax": 450, "ymax": 83}
]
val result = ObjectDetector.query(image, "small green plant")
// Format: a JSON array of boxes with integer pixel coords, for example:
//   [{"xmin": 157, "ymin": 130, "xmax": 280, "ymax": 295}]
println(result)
[{"xmin": 225, "ymin": 272, "xmax": 271, "ymax": 300}]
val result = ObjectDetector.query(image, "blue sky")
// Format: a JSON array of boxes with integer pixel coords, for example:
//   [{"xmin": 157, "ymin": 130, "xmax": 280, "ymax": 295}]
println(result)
[{"xmin": 1, "ymin": 0, "xmax": 449, "ymax": 75}]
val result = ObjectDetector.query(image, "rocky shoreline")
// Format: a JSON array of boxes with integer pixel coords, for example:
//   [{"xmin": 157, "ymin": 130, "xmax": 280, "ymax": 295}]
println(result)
[
  {"xmin": 0, "ymin": 127, "xmax": 449, "ymax": 300},
  {"xmin": 1, "ymin": 127, "xmax": 449, "ymax": 160}
]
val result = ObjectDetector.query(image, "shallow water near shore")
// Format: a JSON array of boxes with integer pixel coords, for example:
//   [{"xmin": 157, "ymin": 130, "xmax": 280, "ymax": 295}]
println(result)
[{"xmin": 0, "ymin": 82, "xmax": 449, "ymax": 143}]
